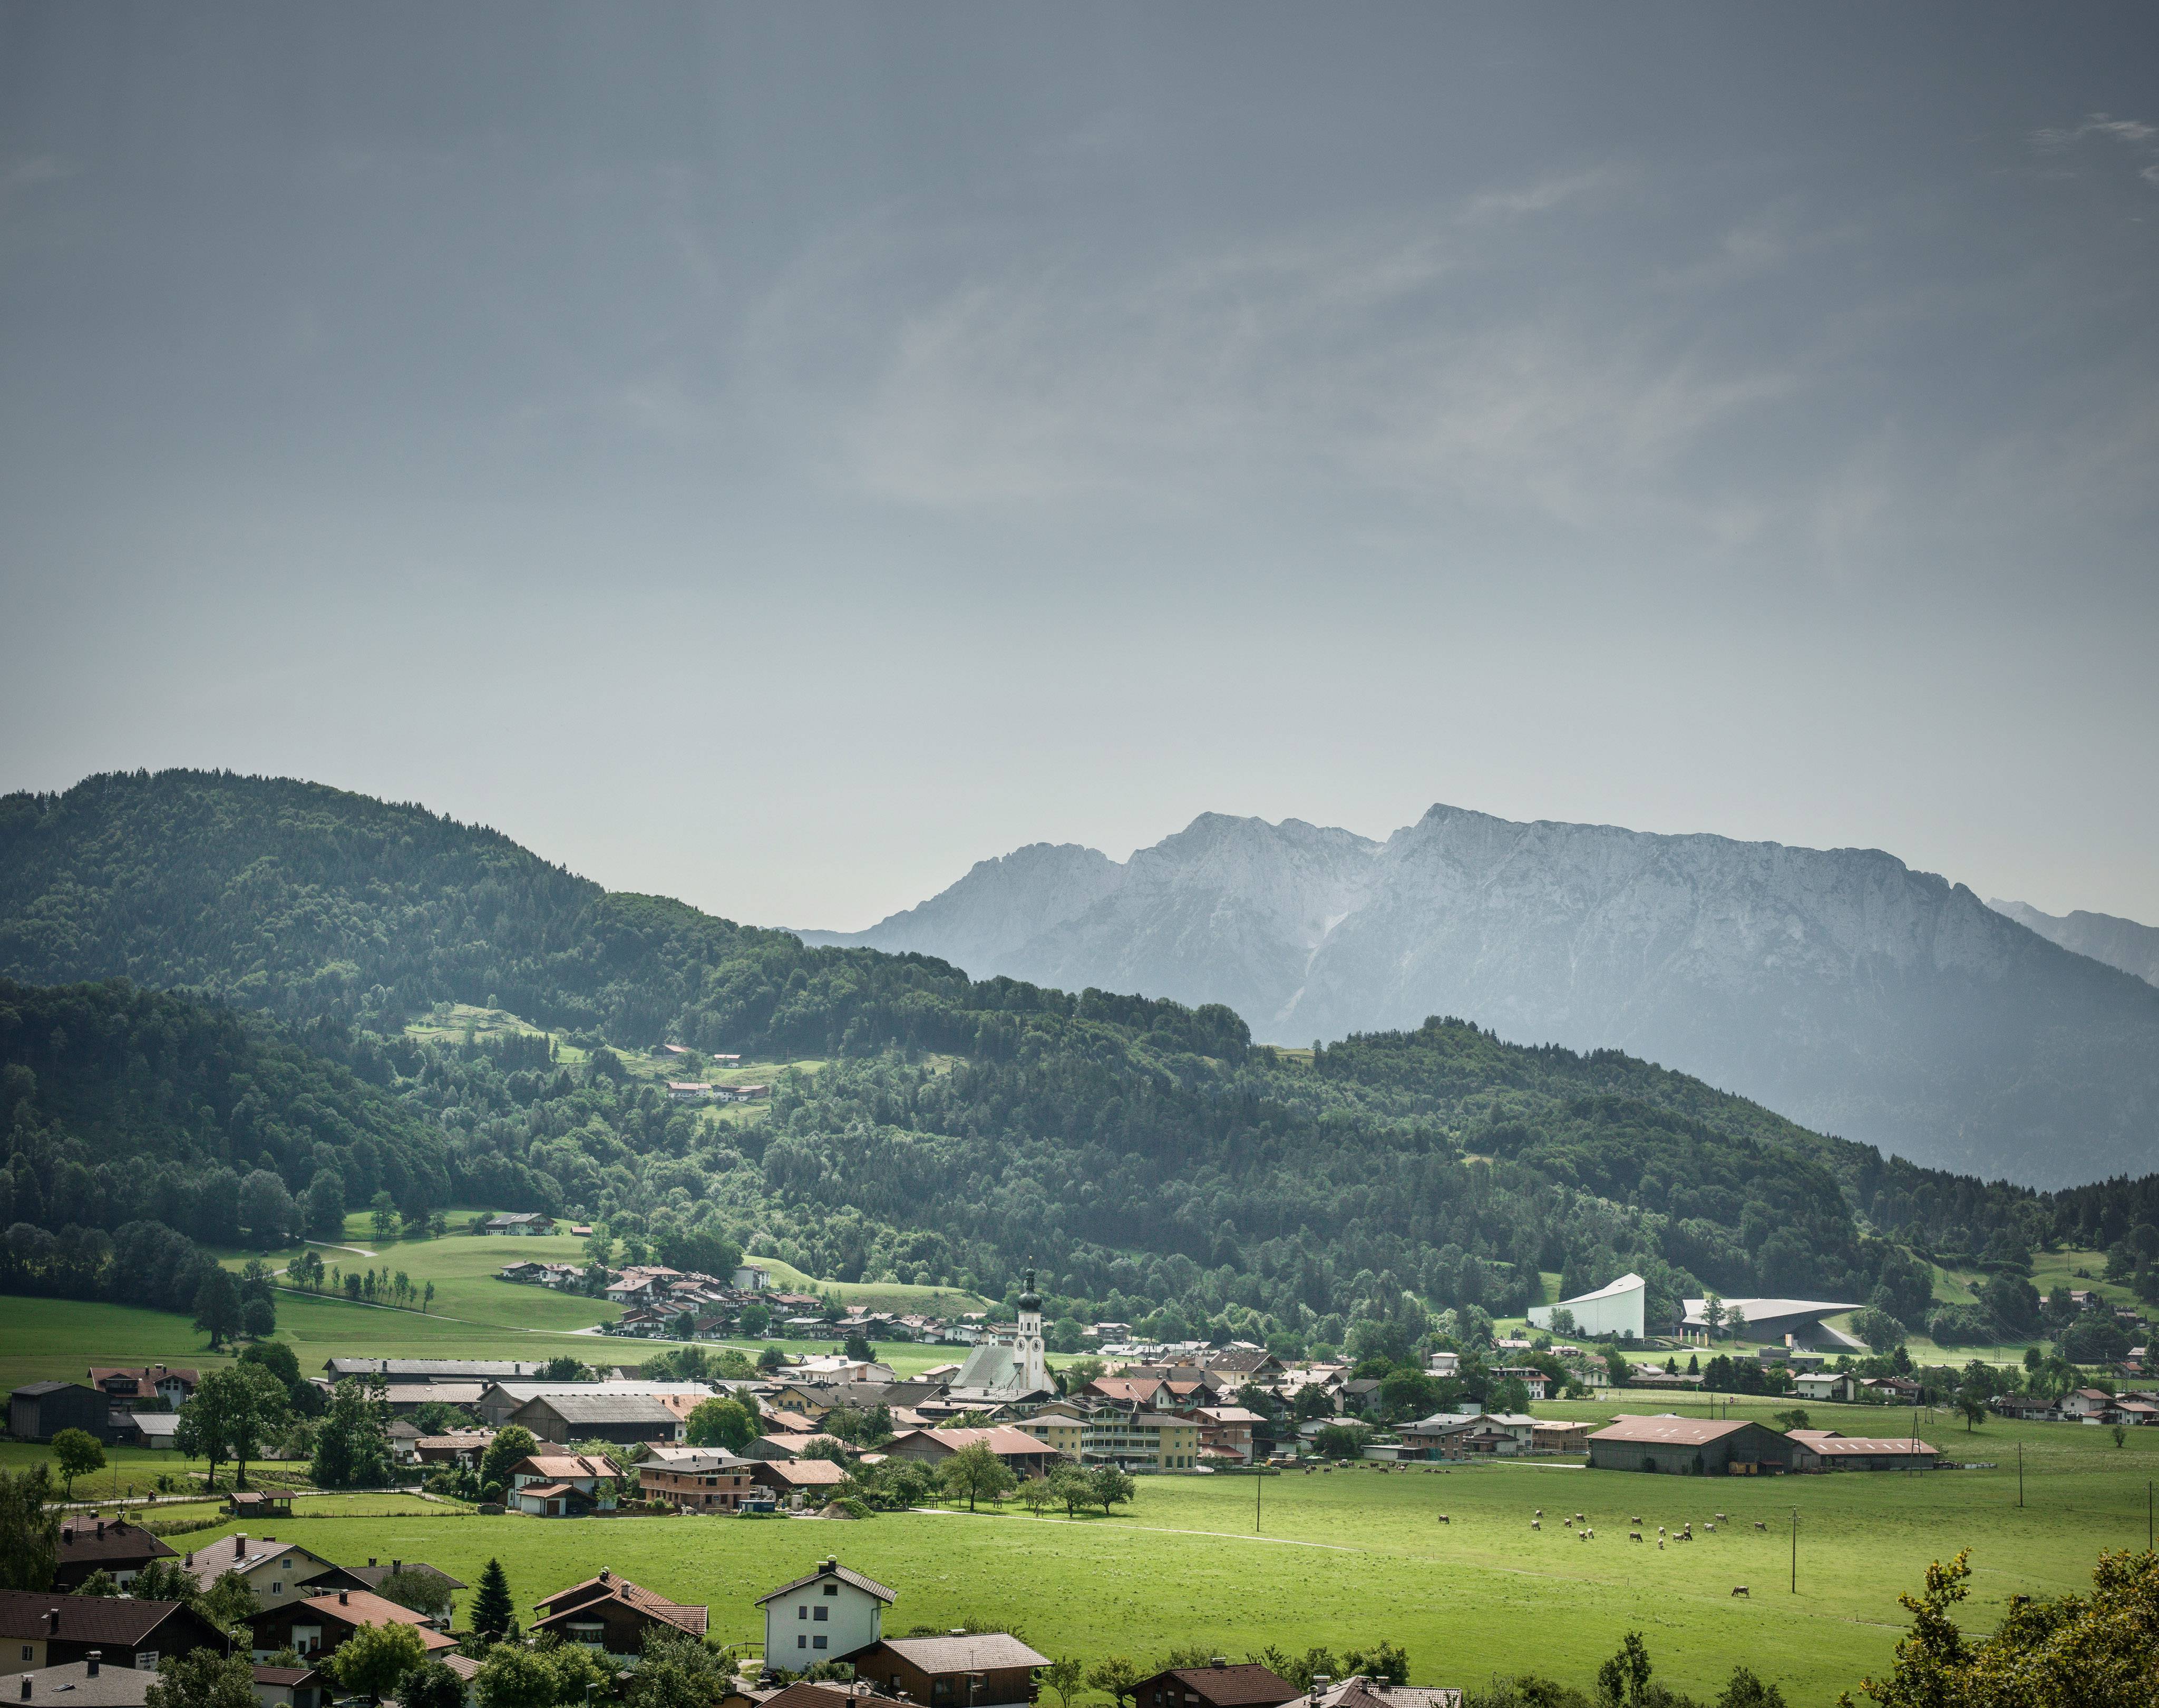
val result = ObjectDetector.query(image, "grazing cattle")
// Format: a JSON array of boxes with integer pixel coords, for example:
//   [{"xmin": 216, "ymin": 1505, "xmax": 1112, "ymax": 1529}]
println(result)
[
  {"xmin": 1573, "ymin": 1512, "xmax": 1585, "ymax": 1523},
  {"xmin": 1530, "ymin": 1518, "xmax": 1541, "ymax": 1530},
  {"xmin": 1733, "ymin": 1586, "xmax": 1749, "ymax": 1597},
  {"xmin": 1658, "ymin": 1526, "xmax": 1667, "ymax": 1538},
  {"xmin": 1706, "ymin": 1522, "xmax": 1716, "ymax": 1534},
  {"xmin": 1754, "ymin": 1521, "xmax": 1767, "ymax": 1531},
  {"xmin": 1631, "ymin": 1515, "xmax": 1642, "ymax": 1525},
  {"xmin": 1715, "ymin": 1512, "xmax": 1728, "ymax": 1521},
  {"xmin": 1437, "ymin": 1514, "xmax": 1451, "ymax": 1525},
  {"xmin": 1629, "ymin": 1531, "xmax": 1642, "ymax": 1542},
  {"xmin": 1657, "ymin": 1539, "xmax": 1666, "ymax": 1551},
  {"xmin": 1534, "ymin": 1508, "xmax": 1543, "ymax": 1518}
]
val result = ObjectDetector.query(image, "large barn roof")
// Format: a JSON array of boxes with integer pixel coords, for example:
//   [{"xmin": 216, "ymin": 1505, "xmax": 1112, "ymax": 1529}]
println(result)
[{"xmin": 1589, "ymin": 1416, "xmax": 1755, "ymax": 1446}]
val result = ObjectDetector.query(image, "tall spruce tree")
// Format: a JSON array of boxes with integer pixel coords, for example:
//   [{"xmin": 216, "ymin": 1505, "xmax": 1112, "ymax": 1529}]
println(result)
[{"xmin": 469, "ymin": 1557, "xmax": 516, "ymax": 1644}]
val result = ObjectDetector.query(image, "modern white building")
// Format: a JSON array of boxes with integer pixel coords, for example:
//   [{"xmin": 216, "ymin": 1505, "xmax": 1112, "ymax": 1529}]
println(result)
[
  {"xmin": 757, "ymin": 1557, "xmax": 896, "ymax": 1665},
  {"xmin": 1679, "ymin": 1296, "xmax": 1863, "ymax": 1348},
  {"xmin": 1528, "ymin": 1272, "xmax": 1647, "ymax": 1340}
]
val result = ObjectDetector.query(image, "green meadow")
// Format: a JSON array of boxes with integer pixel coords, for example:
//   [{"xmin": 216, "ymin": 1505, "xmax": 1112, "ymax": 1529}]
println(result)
[{"xmin": 25, "ymin": 1397, "xmax": 2157, "ymax": 1707}]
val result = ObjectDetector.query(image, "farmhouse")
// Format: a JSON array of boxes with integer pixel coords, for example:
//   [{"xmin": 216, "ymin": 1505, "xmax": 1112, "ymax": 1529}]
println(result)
[
  {"xmin": 507, "ymin": 1453, "xmax": 619, "ymax": 1516},
  {"xmin": 848, "ymin": 1635, "xmax": 1051, "ymax": 1708},
  {"xmin": 882, "ymin": 1426, "xmax": 1062, "ymax": 1479},
  {"xmin": 0, "ymin": 1594, "xmax": 227, "ymax": 1677},
  {"xmin": 51, "ymin": 1519, "xmax": 175, "ymax": 1591},
  {"xmin": 531, "ymin": 1571, "xmax": 707, "ymax": 1656},
  {"xmin": 323, "ymin": 1358, "xmax": 548, "ymax": 1384},
  {"xmin": 750, "ymin": 1459, "xmax": 850, "ymax": 1505},
  {"xmin": 1794, "ymin": 1372, "xmax": 1860, "ymax": 1403},
  {"xmin": 1311, "ymin": 1679, "xmax": 1463, "ymax": 1708},
  {"xmin": 86, "ymin": 1367, "xmax": 198, "ymax": 1410},
  {"xmin": 177, "ymin": 1536, "xmax": 358, "ymax": 1610},
  {"xmin": 479, "ymin": 1212, "xmax": 557, "ymax": 1235},
  {"xmin": 1786, "ymin": 1429, "xmax": 1940, "ymax": 1471},
  {"xmin": 346, "ymin": 1560, "xmax": 465, "ymax": 1596},
  {"xmin": 245, "ymin": 1589, "xmax": 457, "ymax": 1666},
  {"xmin": 1133, "ymin": 1662, "xmax": 1299, "ymax": 1708},
  {"xmin": 1529, "ymin": 1273, "xmax": 1647, "ymax": 1340},
  {"xmin": 473, "ymin": 1379, "xmax": 710, "ymax": 1429},
  {"xmin": 757, "ymin": 1558, "xmax": 896, "ymax": 1664},
  {"xmin": 1586, "ymin": 1416, "xmax": 1798, "ymax": 1475}
]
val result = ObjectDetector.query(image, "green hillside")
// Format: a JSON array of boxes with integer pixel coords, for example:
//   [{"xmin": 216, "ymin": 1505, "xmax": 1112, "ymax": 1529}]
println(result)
[{"xmin": 3, "ymin": 769, "xmax": 2156, "ymax": 1360}]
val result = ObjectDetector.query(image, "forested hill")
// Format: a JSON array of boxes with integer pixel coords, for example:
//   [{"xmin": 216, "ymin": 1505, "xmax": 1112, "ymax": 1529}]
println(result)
[{"xmin": 2, "ymin": 769, "xmax": 2153, "ymax": 1350}]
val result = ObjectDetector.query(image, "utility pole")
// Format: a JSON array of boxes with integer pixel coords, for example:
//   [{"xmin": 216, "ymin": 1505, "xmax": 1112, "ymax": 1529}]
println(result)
[
  {"xmin": 1257, "ymin": 1466, "xmax": 1262, "ymax": 1535},
  {"xmin": 2017, "ymin": 1443, "xmax": 2023, "ymax": 1510},
  {"xmin": 1790, "ymin": 1507, "xmax": 1798, "ymax": 1594}
]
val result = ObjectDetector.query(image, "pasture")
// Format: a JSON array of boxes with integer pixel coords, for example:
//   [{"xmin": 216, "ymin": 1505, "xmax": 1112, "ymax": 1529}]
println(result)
[{"xmin": 23, "ymin": 1395, "xmax": 2155, "ymax": 1706}]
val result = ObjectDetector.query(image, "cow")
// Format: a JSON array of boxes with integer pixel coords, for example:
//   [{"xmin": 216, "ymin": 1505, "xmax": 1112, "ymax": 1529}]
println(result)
[{"xmin": 1732, "ymin": 1586, "xmax": 1749, "ymax": 1597}]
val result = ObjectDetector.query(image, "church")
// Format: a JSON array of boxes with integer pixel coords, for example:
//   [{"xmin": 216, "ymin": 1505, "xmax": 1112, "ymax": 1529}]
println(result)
[{"xmin": 942, "ymin": 1267, "xmax": 1057, "ymax": 1408}]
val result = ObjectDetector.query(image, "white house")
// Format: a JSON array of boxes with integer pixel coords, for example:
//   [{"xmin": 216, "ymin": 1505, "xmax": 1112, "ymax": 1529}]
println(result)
[
  {"xmin": 757, "ymin": 1557, "xmax": 896, "ymax": 1665},
  {"xmin": 1795, "ymin": 1372, "xmax": 1860, "ymax": 1403},
  {"xmin": 1426, "ymin": 1351, "xmax": 1460, "ymax": 1378}
]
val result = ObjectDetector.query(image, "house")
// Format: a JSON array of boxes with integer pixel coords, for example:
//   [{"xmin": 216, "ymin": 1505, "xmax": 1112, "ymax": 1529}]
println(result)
[
  {"xmin": 226, "ymin": 1491, "xmax": 295, "ymax": 1521},
  {"xmin": 757, "ymin": 1558, "xmax": 896, "ymax": 1665},
  {"xmin": 2116, "ymin": 1399, "xmax": 2159, "ymax": 1427},
  {"xmin": 1857, "ymin": 1376, "xmax": 1921, "ymax": 1405},
  {"xmin": 9, "ymin": 1657, "xmax": 155, "ymax": 1707},
  {"xmin": 1133, "ymin": 1662, "xmax": 1299, "ymax": 1708},
  {"xmin": 750, "ymin": 1459, "xmax": 850, "ymax": 1505},
  {"xmin": 1011, "ymin": 1409, "xmax": 1197, "ymax": 1470},
  {"xmin": 1586, "ymin": 1417, "xmax": 1799, "ymax": 1475},
  {"xmin": 666, "ymin": 1081, "xmax": 715, "ymax": 1102},
  {"xmin": 1397, "ymin": 1414, "xmax": 1536, "ymax": 1459},
  {"xmin": 246, "ymin": 1590, "xmax": 458, "ymax": 1665},
  {"xmin": 0, "ymin": 1593, "xmax": 227, "ymax": 1677},
  {"xmin": 131, "ymin": 1414, "xmax": 183, "ymax": 1452},
  {"xmin": 744, "ymin": 1433, "xmax": 846, "ymax": 1462},
  {"xmin": 411, "ymin": 1432, "xmax": 496, "ymax": 1470},
  {"xmin": 1990, "ymin": 1394, "xmax": 2058, "ymax": 1422},
  {"xmin": 1426, "ymin": 1352, "xmax": 1460, "ymax": 1379},
  {"xmin": 1529, "ymin": 1420, "xmax": 1596, "ymax": 1454},
  {"xmin": 1082, "ymin": 1377, "xmax": 1171, "ymax": 1410},
  {"xmin": 177, "ymin": 1536, "xmax": 357, "ymax": 1611},
  {"xmin": 86, "ymin": 1368, "xmax": 198, "ymax": 1410},
  {"xmin": 847, "ymin": 1635, "xmax": 1050, "ymax": 1708},
  {"xmin": 250, "ymin": 1664, "xmax": 330, "ymax": 1708},
  {"xmin": 1794, "ymin": 1372, "xmax": 1860, "ymax": 1404},
  {"xmin": 8, "ymin": 1381, "xmax": 113, "ymax": 1444},
  {"xmin": 637, "ymin": 1447, "xmax": 759, "ymax": 1512},
  {"xmin": 1786, "ymin": 1429, "xmax": 1939, "ymax": 1471},
  {"xmin": 345, "ymin": 1560, "xmax": 466, "ymax": 1597},
  {"xmin": 505, "ymin": 1453, "xmax": 619, "ymax": 1516},
  {"xmin": 2063, "ymin": 1388, "xmax": 2119, "ymax": 1420},
  {"xmin": 733, "ymin": 1265, "xmax": 771, "ymax": 1291},
  {"xmin": 759, "ymin": 1686, "xmax": 909, "ymax": 1708},
  {"xmin": 1489, "ymin": 1367, "xmax": 1550, "ymax": 1402},
  {"xmin": 882, "ymin": 1428, "xmax": 1063, "ymax": 1479},
  {"xmin": 1192, "ymin": 1408, "xmax": 1266, "ymax": 1464},
  {"xmin": 498, "ymin": 1261, "xmax": 550, "ymax": 1284},
  {"xmin": 506, "ymin": 1392, "xmax": 687, "ymax": 1445},
  {"xmin": 479, "ymin": 1213, "xmax": 557, "ymax": 1236},
  {"xmin": 51, "ymin": 1519, "xmax": 176, "ymax": 1591},
  {"xmin": 530, "ymin": 1571, "xmax": 707, "ymax": 1656}
]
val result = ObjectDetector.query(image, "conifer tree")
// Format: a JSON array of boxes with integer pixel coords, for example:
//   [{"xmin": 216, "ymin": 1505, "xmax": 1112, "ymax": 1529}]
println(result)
[{"xmin": 470, "ymin": 1557, "xmax": 517, "ymax": 1644}]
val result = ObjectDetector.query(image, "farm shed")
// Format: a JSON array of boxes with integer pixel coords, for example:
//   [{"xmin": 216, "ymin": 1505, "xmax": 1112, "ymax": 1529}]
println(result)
[{"xmin": 1586, "ymin": 1416, "xmax": 1798, "ymax": 1475}]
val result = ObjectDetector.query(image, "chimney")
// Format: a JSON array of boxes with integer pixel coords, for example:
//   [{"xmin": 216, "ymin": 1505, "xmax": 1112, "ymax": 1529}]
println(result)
[
  {"xmin": 391, "ymin": 1562, "xmax": 401, "ymax": 1575},
  {"xmin": 1210, "ymin": 1660, "xmax": 1226, "ymax": 1670},
  {"xmin": 339, "ymin": 1592, "xmax": 349, "ymax": 1606},
  {"xmin": 18, "ymin": 1676, "xmax": 28, "ymax": 1700},
  {"xmin": 86, "ymin": 1655, "xmax": 101, "ymax": 1680},
  {"xmin": 824, "ymin": 1558, "xmax": 838, "ymax": 1573},
  {"xmin": 598, "ymin": 1569, "xmax": 610, "ymax": 1584},
  {"xmin": 45, "ymin": 1609, "xmax": 57, "ymax": 1634},
  {"xmin": 96, "ymin": 1521, "xmax": 105, "ymax": 1538},
  {"xmin": 235, "ymin": 1535, "xmax": 246, "ymax": 1557},
  {"xmin": 368, "ymin": 1560, "xmax": 378, "ymax": 1568},
  {"xmin": 184, "ymin": 1552, "xmax": 193, "ymax": 1567}
]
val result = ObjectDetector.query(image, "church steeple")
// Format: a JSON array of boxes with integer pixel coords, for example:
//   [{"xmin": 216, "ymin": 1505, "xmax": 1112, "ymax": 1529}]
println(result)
[{"xmin": 1015, "ymin": 1260, "xmax": 1048, "ymax": 1393}]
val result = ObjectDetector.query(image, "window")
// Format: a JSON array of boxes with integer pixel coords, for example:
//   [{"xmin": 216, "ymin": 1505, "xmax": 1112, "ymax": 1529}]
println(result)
[
  {"xmin": 137, "ymin": 1654, "xmax": 158, "ymax": 1671},
  {"xmin": 813, "ymin": 1637, "xmax": 827, "ymax": 1651},
  {"xmin": 272, "ymin": 1584, "xmax": 283, "ymax": 1595},
  {"xmin": 799, "ymin": 1606, "xmax": 809, "ymax": 1620},
  {"xmin": 21, "ymin": 1647, "xmax": 32, "ymax": 1663},
  {"xmin": 813, "ymin": 1607, "xmax": 828, "ymax": 1622},
  {"xmin": 798, "ymin": 1636, "xmax": 808, "ymax": 1651},
  {"xmin": 823, "ymin": 1582, "xmax": 839, "ymax": 1596}
]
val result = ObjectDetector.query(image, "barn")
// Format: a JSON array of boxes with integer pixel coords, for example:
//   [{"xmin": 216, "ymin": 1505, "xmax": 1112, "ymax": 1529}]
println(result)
[{"xmin": 1586, "ymin": 1416, "xmax": 1798, "ymax": 1475}]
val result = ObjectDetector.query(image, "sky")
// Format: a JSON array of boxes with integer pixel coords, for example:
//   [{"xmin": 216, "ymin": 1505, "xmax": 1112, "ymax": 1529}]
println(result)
[{"xmin": 3, "ymin": 3, "xmax": 2156, "ymax": 931}]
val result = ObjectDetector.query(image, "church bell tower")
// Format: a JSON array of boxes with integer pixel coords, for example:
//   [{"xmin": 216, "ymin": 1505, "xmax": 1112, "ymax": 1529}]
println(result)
[{"xmin": 1016, "ymin": 1263, "xmax": 1049, "ymax": 1393}]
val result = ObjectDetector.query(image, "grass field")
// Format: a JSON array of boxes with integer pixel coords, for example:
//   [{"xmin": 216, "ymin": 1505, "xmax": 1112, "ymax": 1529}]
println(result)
[{"xmin": 16, "ymin": 1395, "xmax": 2151, "ymax": 1706}]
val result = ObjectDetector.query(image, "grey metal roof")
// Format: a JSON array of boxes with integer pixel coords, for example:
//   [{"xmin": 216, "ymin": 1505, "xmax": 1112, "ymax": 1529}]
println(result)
[
  {"xmin": 754, "ymin": 1561, "xmax": 897, "ymax": 1607},
  {"xmin": 877, "ymin": 1635, "xmax": 1051, "ymax": 1673},
  {"xmin": 12, "ymin": 1662, "xmax": 154, "ymax": 1706},
  {"xmin": 520, "ymin": 1393, "xmax": 678, "ymax": 1423}
]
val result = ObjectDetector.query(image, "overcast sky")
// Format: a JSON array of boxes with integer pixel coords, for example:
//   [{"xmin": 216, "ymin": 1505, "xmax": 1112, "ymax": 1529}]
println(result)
[{"xmin": 3, "ymin": 4, "xmax": 2156, "ymax": 930}]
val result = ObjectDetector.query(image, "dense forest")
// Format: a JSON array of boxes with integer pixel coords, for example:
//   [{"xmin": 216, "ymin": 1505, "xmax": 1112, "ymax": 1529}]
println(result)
[{"xmin": 4, "ymin": 769, "xmax": 2157, "ymax": 1353}]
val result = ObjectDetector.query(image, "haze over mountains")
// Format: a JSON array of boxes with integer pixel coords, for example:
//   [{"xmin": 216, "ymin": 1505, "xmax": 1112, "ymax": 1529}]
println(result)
[
  {"xmin": 1988, "ymin": 899, "xmax": 2159, "ymax": 991},
  {"xmin": 804, "ymin": 805, "xmax": 2159, "ymax": 1187}
]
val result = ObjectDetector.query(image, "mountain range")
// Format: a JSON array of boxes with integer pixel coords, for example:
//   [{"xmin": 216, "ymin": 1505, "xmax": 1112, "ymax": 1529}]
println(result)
[
  {"xmin": 803, "ymin": 805, "xmax": 2159, "ymax": 1187},
  {"xmin": 1988, "ymin": 898, "xmax": 2159, "ymax": 990}
]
